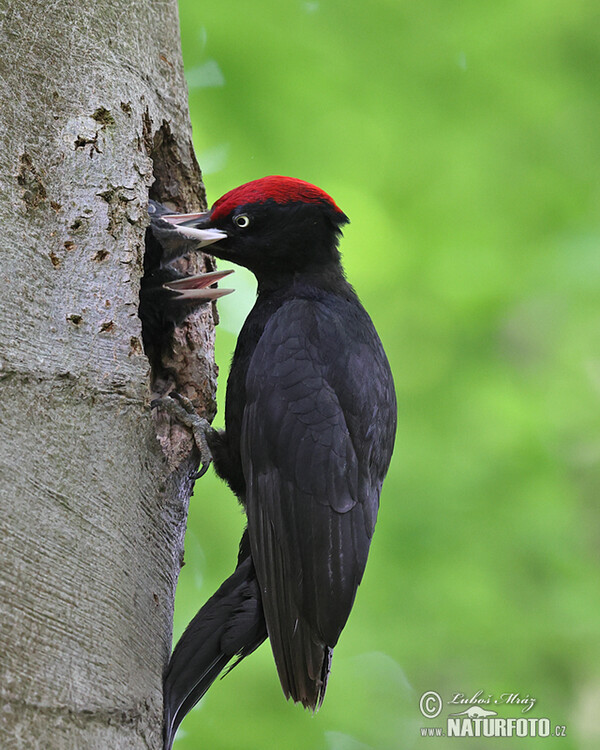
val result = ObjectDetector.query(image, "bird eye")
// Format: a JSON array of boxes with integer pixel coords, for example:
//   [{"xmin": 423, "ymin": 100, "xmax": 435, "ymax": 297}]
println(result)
[{"xmin": 234, "ymin": 214, "xmax": 250, "ymax": 228}]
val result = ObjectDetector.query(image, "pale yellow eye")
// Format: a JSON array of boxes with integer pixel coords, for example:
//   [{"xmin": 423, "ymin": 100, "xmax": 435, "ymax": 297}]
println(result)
[{"xmin": 234, "ymin": 214, "xmax": 250, "ymax": 228}]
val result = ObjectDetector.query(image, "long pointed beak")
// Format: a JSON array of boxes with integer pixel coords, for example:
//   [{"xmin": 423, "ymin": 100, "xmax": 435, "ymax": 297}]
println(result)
[
  {"xmin": 160, "ymin": 210, "xmax": 212, "ymax": 225},
  {"xmin": 163, "ymin": 269, "xmax": 234, "ymax": 301},
  {"xmin": 160, "ymin": 211, "xmax": 227, "ymax": 248},
  {"xmin": 166, "ymin": 225, "xmax": 227, "ymax": 247}
]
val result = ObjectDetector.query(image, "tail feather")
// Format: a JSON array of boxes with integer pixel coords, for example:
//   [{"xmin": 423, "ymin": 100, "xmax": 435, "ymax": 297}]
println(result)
[{"xmin": 163, "ymin": 552, "xmax": 267, "ymax": 750}]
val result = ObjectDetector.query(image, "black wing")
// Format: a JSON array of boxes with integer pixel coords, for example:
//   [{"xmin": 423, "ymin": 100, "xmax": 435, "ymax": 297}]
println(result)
[{"xmin": 241, "ymin": 297, "xmax": 396, "ymax": 708}]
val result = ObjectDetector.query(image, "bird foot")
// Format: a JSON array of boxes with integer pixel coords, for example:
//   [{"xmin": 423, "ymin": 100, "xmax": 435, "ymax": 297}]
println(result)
[{"xmin": 152, "ymin": 393, "xmax": 214, "ymax": 479}]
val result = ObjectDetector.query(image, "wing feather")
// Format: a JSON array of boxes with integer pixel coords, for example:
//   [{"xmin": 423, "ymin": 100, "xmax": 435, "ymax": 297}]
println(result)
[{"xmin": 241, "ymin": 297, "xmax": 395, "ymax": 707}]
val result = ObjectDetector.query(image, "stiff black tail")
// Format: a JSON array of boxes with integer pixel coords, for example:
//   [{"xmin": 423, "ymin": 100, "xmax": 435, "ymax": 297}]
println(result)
[{"xmin": 163, "ymin": 540, "xmax": 267, "ymax": 750}]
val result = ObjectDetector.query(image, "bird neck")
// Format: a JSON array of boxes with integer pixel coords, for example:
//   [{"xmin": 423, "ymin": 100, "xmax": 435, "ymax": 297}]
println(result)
[
  {"xmin": 256, "ymin": 263, "xmax": 356, "ymax": 306},
  {"xmin": 255, "ymin": 262, "xmax": 354, "ymax": 298}
]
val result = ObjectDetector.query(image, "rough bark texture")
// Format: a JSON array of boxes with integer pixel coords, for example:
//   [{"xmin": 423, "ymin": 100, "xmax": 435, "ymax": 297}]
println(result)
[{"xmin": 0, "ymin": 1, "xmax": 215, "ymax": 747}]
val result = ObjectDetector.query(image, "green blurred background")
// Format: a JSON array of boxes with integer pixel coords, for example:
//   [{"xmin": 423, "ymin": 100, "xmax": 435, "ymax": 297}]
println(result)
[{"xmin": 172, "ymin": 1, "xmax": 600, "ymax": 748}]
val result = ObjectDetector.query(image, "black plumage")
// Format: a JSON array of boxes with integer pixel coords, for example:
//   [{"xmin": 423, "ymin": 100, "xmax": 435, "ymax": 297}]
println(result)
[
  {"xmin": 163, "ymin": 532, "xmax": 266, "ymax": 741},
  {"xmin": 153, "ymin": 177, "xmax": 397, "ymax": 749}
]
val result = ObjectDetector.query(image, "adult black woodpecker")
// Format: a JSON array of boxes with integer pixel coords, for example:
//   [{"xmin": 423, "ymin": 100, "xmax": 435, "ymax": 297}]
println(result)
[{"xmin": 150, "ymin": 176, "xmax": 397, "ymax": 750}]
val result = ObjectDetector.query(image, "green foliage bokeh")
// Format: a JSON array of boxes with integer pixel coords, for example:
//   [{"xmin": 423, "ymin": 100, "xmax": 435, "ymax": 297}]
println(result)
[{"xmin": 172, "ymin": 2, "xmax": 600, "ymax": 748}]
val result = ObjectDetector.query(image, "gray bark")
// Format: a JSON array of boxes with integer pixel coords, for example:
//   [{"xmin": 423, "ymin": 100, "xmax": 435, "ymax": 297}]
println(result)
[{"xmin": 0, "ymin": 1, "xmax": 215, "ymax": 747}]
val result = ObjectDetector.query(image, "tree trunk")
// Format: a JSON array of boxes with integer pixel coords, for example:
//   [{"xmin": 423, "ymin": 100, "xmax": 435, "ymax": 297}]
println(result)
[{"xmin": 0, "ymin": 1, "xmax": 214, "ymax": 747}]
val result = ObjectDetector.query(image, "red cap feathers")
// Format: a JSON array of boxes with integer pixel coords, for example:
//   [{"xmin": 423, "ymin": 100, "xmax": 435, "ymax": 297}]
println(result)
[{"xmin": 210, "ymin": 176, "xmax": 345, "ymax": 222}]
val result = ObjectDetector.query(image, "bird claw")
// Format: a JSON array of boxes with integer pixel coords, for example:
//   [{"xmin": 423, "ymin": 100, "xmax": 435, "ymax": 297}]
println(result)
[{"xmin": 152, "ymin": 393, "xmax": 214, "ymax": 478}]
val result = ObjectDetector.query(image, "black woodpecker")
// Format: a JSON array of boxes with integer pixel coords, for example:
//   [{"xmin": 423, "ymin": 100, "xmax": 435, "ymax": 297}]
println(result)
[{"xmin": 148, "ymin": 176, "xmax": 397, "ymax": 750}]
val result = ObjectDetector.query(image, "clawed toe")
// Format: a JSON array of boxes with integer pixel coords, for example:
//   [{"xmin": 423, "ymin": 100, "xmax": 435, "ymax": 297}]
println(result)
[{"xmin": 152, "ymin": 394, "xmax": 214, "ymax": 477}]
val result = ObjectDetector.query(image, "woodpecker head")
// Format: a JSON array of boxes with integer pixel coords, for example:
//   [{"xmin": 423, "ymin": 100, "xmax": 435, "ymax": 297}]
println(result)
[{"xmin": 159, "ymin": 176, "xmax": 349, "ymax": 279}]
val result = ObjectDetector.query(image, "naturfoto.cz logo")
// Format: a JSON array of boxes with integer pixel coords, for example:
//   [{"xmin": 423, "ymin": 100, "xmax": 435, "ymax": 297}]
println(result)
[{"xmin": 419, "ymin": 690, "xmax": 567, "ymax": 739}]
